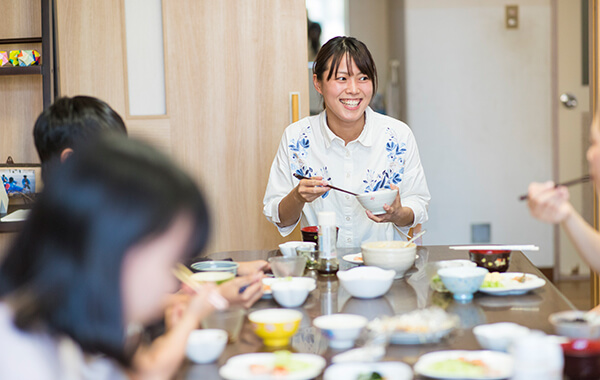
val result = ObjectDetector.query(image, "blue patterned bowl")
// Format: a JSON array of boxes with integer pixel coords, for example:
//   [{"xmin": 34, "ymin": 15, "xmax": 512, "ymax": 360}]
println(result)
[{"xmin": 437, "ymin": 266, "xmax": 488, "ymax": 302}]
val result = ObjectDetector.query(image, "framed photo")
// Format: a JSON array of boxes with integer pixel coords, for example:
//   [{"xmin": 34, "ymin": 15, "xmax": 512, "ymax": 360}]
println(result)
[{"xmin": 0, "ymin": 164, "xmax": 42, "ymax": 198}]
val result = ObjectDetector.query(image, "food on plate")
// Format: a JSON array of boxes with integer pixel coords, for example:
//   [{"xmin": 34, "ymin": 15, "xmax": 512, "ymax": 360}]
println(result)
[
  {"xmin": 480, "ymin": 272, "xmax": 534, "ymax": 289},
  {"xmin": 430, "ymin": 274, "xmax": 447, "ymax": 293},
  {"xmin": 248, "ymin": 351, "xmax": 312, "ymax": 376},
  {"xmin": 356, "ymin": 371, "xmax": 385, "ymax": 380},
  {"xmin": 368, "ymin": 307, "xmax": 457, "ymax": 335},
  {"xmin": 481, "ymin": 272, "xmax": 504, "ymax": 288},
  {"xmin": 427, "ymin": 357, "xmax": 488, "ymax": 376}
]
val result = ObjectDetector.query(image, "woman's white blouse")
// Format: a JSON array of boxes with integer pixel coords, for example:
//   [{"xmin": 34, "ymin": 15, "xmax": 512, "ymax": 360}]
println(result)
[
  {"xmin": 263, "ymin": 107, "xmax": 431, "ymax": 247},
  {"xmin": 0, "ymin": 303, "xmax": 127, "ymax": 380}
]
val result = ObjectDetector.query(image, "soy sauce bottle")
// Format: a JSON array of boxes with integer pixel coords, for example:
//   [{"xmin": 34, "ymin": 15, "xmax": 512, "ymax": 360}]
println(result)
[{"xmin": 316, "ymin": 211, "xmax": 338, "ymax": 275}]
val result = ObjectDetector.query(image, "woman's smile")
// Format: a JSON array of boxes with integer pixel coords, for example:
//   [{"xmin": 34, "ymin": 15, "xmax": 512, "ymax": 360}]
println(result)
[{"xmin": 340, "ymin": 98, "xmax": 362, "ymax": 109}]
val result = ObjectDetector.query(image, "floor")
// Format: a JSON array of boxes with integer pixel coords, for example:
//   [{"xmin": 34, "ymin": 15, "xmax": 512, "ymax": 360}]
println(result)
[{"xmin": 556, "ymin": 278, "xmax": 591, "ymax": 310}]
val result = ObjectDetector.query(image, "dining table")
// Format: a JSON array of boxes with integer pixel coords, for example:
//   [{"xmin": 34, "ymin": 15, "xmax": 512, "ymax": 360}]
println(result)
[{"xmin": 177, "ymin": 245, "xmax": 576, "ymax": 380}]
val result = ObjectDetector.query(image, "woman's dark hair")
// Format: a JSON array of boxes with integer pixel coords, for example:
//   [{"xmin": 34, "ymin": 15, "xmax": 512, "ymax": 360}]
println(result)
[
  {"xmin": 0, "ymin": 134, "xmax": 210, "ymax": 365},
  {"xmin": 312, "ymin": 36, "xmax": 378, "ymax": 106},
  {"xmin": 33, "ymin": 96, "xmax": 128, "ymax": 181}
]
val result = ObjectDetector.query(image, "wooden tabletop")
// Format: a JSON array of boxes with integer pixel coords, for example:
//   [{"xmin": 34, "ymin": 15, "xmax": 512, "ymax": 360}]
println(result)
[{"xmin": 178, "ymin": 246, "xmax": 575, "ymax": 380}]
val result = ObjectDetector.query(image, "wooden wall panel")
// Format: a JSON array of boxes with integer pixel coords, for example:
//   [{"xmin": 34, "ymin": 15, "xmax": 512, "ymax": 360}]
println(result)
[
  {"xmin": 126, "ymin": 118, "xmax": 172, "ymax": 154},
  {"xmin": 55, "ymin": 0, "xmax": 127, "ymax": 115},
  {"xmin": 163, "ymin": 0, "xmax": 309, "ymax": 253},
  {"xmin": 0, "ymin": 0, "xmax": 41, "ymax": 39},
  {"xmin": 53, "ymin": 0, "xmax": 308, "ymax": 253}
]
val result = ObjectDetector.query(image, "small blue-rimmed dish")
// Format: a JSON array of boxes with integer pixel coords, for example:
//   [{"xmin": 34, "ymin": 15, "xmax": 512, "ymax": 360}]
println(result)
[
  {"xmin": 437, "ymin": 266, "xmax": 488, "ymax": 302},
  {"xmin": 191, "ymin": 261, "xmax": 239, "ymax": 275}
]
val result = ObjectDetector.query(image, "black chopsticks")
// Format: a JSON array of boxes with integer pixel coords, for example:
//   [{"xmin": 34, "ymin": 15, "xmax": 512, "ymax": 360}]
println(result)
[
  {"xmin": 293, "ymin": 173, "xmax": 358, "ymax": 196},
  {"xmin": 518, "ymin": 175, "xmax": 591, "ymax": 201}
]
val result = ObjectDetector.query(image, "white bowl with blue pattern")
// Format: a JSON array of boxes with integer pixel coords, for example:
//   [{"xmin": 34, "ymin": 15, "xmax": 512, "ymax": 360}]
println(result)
[
  {"xmin": 356, "ymin": 188, "xmax": 398, "ymax": 215},
  {"xmin": 437, "ymin": 266, "xmax": 488, "ymax": 302}
]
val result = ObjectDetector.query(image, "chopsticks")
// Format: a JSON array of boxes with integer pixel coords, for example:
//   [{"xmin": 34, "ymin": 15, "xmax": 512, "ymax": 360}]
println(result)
[
  {"xmin": 172, "ymin": 263, "xmax": 229, "ymax": 310},
  {"xmin": 293, "ymin": 173, "xmax": 358, "ymax": 196},
  {"xmin": 518, "ymin": 175, "xmax": 591, "ymax": 201},
  {"xmin": 449, "ymin": 245, "xmax": 539, "ymax": 251}
]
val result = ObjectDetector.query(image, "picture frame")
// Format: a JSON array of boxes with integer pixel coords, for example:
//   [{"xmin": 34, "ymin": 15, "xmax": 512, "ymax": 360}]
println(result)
[{"xmin": 0, "ymin": 163, "xmax": 42, "ymax": 202}]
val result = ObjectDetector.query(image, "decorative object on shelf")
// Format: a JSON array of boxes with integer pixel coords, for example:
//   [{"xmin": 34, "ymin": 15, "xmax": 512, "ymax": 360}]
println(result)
[
  {"xmin": 0, "ymin": 51, "xmax": 9, "ymax": 67},
  {"xmin": 17, "ymin": 50, "xmax": 40, "ymax": 66},
  {"xmin": 2, "ymin": 50, "xmax": 41, "ymax": 67},
  {"xmin": 8, "ymin": 50, "xmax": 19, "ymax": 66}
]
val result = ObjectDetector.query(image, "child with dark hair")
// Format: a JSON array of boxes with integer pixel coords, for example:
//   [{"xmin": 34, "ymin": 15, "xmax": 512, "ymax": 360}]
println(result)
[
  {"xmin": 32, "ymin": 96, "xmax": 128, "ymax": 182},
  {"xmin": 0, "ymin": 135, "xmax": 263, "ymax": 379}
]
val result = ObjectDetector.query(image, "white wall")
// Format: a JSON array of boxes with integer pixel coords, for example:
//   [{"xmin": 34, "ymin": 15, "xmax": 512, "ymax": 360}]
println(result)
[{"xmin": 405, "ymin": 0, "xmax": 554, "ymax": 267}]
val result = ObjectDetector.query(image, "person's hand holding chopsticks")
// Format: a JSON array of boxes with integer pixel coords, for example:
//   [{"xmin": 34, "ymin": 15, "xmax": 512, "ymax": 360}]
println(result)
[{"xmin": 527, "ymin": 181, "xmax": 574, "ymax": 224}]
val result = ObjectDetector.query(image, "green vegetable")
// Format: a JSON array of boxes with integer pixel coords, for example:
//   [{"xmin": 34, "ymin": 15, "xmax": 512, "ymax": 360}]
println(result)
[
  {"xmin": 273, "ymin": 350, "xmax": 311, "ymax": 372},
  {"xmin": 431, "ymin": 275, "xmax": 449, "ymax": 292},
  {"xmin": 480, "ymin": 279, "xmax": 504, "ymax": 288},
  {"xmin": 428, "ymin": 359, "xmax": 486, "ymax": 376},
  {"xmin": 274, "ymin": 350, "xmax": 292, "ymax": 368},
  {"xmin": 357, "ymin": 371, "xmax": 384, "ymax": 380}
]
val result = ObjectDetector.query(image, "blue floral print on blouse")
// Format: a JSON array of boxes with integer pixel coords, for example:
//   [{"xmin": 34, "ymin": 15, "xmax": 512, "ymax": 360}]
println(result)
[
  {"xmin": 289, "ymin": 125, "xmax": 331, "ymax": 198},
  {"xmin": 363, "ymin": 127, "xmax": 406, "ymax": 193}
]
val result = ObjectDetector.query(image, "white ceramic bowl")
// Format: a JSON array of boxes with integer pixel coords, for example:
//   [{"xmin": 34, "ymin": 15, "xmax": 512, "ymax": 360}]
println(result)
[
  {"xmin": 313, "ymin": 314, "xmax": 368, "ymax": 349},
  {"xmin": 263, "ymin": 277, "xmax": 317, "ymax": 295},
  {"xmin": 549, "ymin": 310, "xmax": 600, "ymax": 339},
  {"xmin": 361, "ymin": 241, "xmax": 417, "ymax": 279},
  {"xmin": 271, "ymin": 280, "xmax": 310, "ymax": 308},
  {"xmin": 279, "ymin": 241, "xmax": 313, "ymax": 257},
  {"xmin": 337, "ymin": 266, "xmax": 395, "ymax": 299},
  {"xmin": 356, "ymin": 188, "xmax": 398, "ymax": 215},
  {"xmin": 425, "ymin": 259, "xmax": 477, "ymax": 281},
  {"xmin": 437, "ymin": 266, "xmax": 488, "ymax": 301},
  {"xmin": 473, "ymin": 322, "xmax": 531, "ymax": 352},
  {"xmin": 186, "ymin": 329, "xmax": 228, "ymax": 364}
]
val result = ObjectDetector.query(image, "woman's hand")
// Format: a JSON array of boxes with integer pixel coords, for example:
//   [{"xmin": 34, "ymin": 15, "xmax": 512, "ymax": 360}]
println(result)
[
  {"xmin": 237, "ymin": 260, "xmax": 269, "ymax": 276},
  {"xmin": 278, "ymin": 176, "xmax": 330, "ymax": 228},
  {"xmin": 527, "ymin": 181, "xmax": 574, "ymax": 224},
  {"xmin": 365, "ymin": 184, "xmax": 414, "ymax": 227},
  {"xmin": 294, "ymin": 176, "xmax": 330, "ymax": 203},
  {"xmin": 218, "ymin": 273, "xmax": 264, "ymax": 309}
]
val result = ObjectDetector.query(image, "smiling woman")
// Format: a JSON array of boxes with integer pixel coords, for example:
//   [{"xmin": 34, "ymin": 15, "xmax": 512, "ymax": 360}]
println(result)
[{"xmin": 263, "ymin": 36, "xmax": 431, "ymax": 247}]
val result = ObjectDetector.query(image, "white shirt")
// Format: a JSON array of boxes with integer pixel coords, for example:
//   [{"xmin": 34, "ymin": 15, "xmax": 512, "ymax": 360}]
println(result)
[
  {"xmin": 0, "ymin": 303, "xmax": 127, "ymax": 380},
  {"xmin": 263, "ymin": 107, "xmax": 430, "ymax": 247}
]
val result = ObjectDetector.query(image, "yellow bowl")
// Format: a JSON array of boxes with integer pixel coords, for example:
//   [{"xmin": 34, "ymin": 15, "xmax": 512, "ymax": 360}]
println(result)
[
  {"xmin": 190, "ymin": 271, "xmax": 234, "ymax": 285},
  {"xmin": 248, "ymin": 309, "xmax": 302, "ymax": 347}
]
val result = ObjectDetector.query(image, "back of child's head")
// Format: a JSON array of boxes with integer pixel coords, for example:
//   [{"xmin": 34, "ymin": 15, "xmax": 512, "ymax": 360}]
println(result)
[{"xmin": 33, "ymin": 96, "xmax": 127, "ymax": 180}]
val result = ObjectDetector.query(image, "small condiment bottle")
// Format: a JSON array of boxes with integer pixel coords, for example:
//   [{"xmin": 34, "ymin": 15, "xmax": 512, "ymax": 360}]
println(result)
[{"xmin": 316, "ymin": 211, "xmax": 339, "ymax": 275}]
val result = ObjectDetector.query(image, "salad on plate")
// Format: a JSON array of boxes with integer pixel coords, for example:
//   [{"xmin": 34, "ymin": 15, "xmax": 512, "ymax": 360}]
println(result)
[
  {"xmin": 478, "ymin": 272, "xmax": 546, "ymax": 296},
  {"xmin": 219, "ymin": 350, "xmax": 326, "ymax": 380}
]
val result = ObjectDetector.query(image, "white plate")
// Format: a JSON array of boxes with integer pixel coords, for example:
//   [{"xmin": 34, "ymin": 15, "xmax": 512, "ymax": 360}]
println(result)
[
  {"xmin": 390, "ymin": 326, "xmax": 455, "ymax": 345},
  {"xmin": 219, "ymin": 352, "xmax": 326, "ymax": 380},
  {"xmin": 414, "ymin": 350, "xmax": 513, "ymax": 379},
  {"xmin": 369, "ymin": 307, "xmax": 458, "ymax": 345},
  {"xmin": 342, "ymin": 253, "xmax": 363, "ymax": 264},
  {"xmin": 324, "ymin": 362, "xmax": 412, "ymax": 380},
  {"xmin": 262, "ymin": 277, "xmax": 317, "ymax": 299},
  {"xmin": 478, "ymin": 272, "xmax": 546, "ymax": 296}
]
